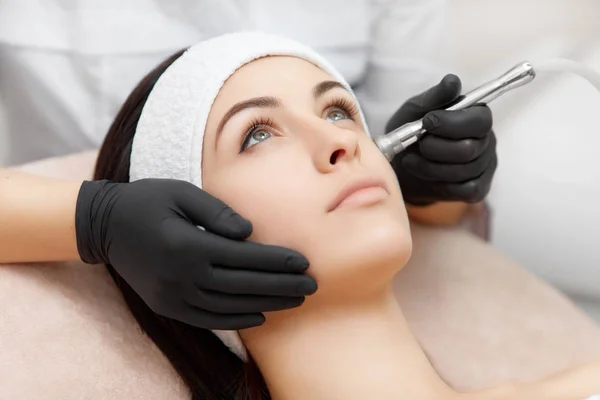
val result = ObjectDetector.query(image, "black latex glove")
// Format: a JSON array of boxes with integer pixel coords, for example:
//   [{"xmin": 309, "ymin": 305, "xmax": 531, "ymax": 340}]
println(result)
[
  {"xmin": 75, "ymin": 179, "xmax": 317, "ymax": 330},
  {"xmin": 385, "ymin": 74, "xmax": 497, "ymax": 205}
]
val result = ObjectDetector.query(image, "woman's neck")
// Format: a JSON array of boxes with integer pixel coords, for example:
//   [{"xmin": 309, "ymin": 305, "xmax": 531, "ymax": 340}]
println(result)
[{"xmin": 242, "ymin": 286, "xmax": 459, "ymax": 400}]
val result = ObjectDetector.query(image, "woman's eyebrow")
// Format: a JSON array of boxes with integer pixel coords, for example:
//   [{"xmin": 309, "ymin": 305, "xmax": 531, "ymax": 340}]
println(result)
[
  {"xmin": 313, "ymin": 80, "xmax": 348, "ymax": 98},
  {"xmin": 215, "ymin": 96, "xmax": 281, "ymax": 147}
]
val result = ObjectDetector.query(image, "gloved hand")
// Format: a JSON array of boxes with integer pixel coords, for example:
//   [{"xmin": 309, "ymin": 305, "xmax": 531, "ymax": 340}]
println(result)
[
  {"xmin": 385, "ymin": 74, "xmax": 497, "ymax": 205},
  {"xmin": 75, "ymin": 179, "xmax": 316, "ymax": 330}
]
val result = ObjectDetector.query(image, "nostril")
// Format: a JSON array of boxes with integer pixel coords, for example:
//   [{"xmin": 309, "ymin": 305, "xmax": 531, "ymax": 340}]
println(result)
[{"xmin": 330, "ymin": 149, "xmax": 344, "ymax": 164}]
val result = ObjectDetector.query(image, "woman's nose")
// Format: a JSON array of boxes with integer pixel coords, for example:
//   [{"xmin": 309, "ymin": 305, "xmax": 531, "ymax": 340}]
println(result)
[{"xmin": 308, "ymin": 119, "xmax": 360, "ymax": 173}]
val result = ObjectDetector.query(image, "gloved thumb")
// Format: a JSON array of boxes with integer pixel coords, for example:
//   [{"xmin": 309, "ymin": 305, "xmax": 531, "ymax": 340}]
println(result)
[
  {"xmin": 174, "ymin": 180, "xmax": 252, "ymax": 240},
  {"xmin": 385, "ymin": 74, "xmax": 462, "ymax": 133}
]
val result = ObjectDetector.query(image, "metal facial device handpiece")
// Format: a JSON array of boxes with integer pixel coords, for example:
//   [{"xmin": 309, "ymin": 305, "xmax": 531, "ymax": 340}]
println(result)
[{"xmin": 374, "ymin": 61, "xmax": 537, "ymax": 161}]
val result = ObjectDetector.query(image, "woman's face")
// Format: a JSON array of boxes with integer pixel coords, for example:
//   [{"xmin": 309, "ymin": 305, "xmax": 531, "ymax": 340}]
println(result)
[{"xmin": 202, "ymin": 56, "xmax": 412, "ymax": 297}]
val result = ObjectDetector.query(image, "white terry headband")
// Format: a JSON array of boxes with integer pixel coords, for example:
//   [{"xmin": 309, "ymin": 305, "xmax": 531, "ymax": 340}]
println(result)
[{"xmin": 129, "ymin": 31, "xmax": 370, "ymax": 361}]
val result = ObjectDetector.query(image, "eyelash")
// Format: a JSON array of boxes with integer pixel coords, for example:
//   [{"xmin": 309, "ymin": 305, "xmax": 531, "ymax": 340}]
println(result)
[
  {"xmin": 327, "ymin": 97, "xmax": 359, "ymax": 120},
  {"xmin": 239, "ymin": 97, "xmax": 359, "ymax": 152},
  {"xmin": 240, "ymin": 116, "xmax": 275, "ymax": 152}
]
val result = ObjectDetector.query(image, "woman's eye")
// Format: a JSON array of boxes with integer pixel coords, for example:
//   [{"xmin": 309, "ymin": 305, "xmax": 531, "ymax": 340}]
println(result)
[
  {"xmin": 326, "ymin": 108, "xmax": 349, "ymax": 123},
  {"xmin": 242, "ymin": 128, "xmax": 272, "ymax": 151}
]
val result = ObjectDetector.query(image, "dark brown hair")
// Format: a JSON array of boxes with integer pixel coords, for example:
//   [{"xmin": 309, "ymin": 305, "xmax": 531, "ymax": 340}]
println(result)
[{"xmin": 94, "ymin": 49, "xmax": 269, "ymax": 400}]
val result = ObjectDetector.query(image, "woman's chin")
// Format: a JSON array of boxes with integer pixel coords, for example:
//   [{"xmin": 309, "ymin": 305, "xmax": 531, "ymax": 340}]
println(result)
[{"xmin": 307, "ymin": 219, "xmax": 413, "ymax": 299}]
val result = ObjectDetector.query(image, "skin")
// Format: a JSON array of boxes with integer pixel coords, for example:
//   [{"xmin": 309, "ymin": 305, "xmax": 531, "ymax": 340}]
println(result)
[
  {"xmin": 0, "ymin": 169, "xmax": 80, "ymax": 263},
  {"xmin": 202, "ymin": 56, "xmax": 411, "ymax": 299},
  {"xmin": 200, "ymin": 56, "xmax": 600, "ymax": 400}
]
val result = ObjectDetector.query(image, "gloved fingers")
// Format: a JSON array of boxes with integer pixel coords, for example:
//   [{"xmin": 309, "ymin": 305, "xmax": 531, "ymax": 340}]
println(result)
[
  {"xmin": 431, "ymin": 154, "xmax": 497, "ymax": 203},
  {"xmin": 184, "ymin": 287, "xmax": 305, "ymax": 314},
  {"xmin": 422, "ymin": 105, "xmax": 493, "ymax": 140},
  {"xmin": 173, "ymin": 179, "xmax": 252, "ymax": 240},
  {"xmin": 385, "ymin": 74, "xmax": 462, "ymax": 132},
  {"xmin": 199, "ymin": 266, "xmax": 318, "ymax": 297},
  {"xmin": 419, "ymin": 134, "xmax": 491, "ymax": 163},
  {"xmin": 402, "ymin": 141, "xmax": 495, "ymax": 183},
  {"xmin": 174, "ymin": 303, "xmax": 266, "ymax": 330},
  {"xmin": 207, "ymin": 234, "xmax": 310, "ymax": 274}
]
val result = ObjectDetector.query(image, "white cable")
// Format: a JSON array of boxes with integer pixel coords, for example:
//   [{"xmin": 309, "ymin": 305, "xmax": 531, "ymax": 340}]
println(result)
[{"xmin": 533, "ymin": 57, "xmax": 600, "ymax": 92}]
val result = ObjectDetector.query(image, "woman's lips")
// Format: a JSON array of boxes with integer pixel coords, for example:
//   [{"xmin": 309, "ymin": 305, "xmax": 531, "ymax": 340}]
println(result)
[{"xmin": 328, "ymin": 176, "xmax": 389, "ymax": 212}]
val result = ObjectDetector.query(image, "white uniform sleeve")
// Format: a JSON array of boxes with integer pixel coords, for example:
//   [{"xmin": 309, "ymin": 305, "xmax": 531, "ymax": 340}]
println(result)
[{"xmin": 355, "ymin": 0, "xmax": 451, "ymax": 135}]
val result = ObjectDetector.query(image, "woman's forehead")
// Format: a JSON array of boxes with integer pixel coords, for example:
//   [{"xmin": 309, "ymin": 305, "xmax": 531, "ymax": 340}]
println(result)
[{"xmin": 216, "ymin": 56, "xmax": 334, "ymax": 102}]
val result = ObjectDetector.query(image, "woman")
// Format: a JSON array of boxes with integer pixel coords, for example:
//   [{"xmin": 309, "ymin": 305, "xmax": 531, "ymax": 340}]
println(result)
[{"xmin": 94, "ymin": 32, "xmax": 600, "ymax": 400}]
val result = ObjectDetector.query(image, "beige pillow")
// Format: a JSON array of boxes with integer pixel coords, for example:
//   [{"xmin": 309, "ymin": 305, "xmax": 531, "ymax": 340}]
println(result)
[
  {"xmin": 400, "ymin": 225, "xmax": 600, "ymax": 389},
  {"xmin": 2, "ymin": 151, "xmax": 600, "ymax": 397},
  {"xmin": 1, "ymin": 152, "xmax": 188, "ymax": 399},
  {"xmin": 0, "ymin": 261, "xmax": 189, "ymax": 399}
]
